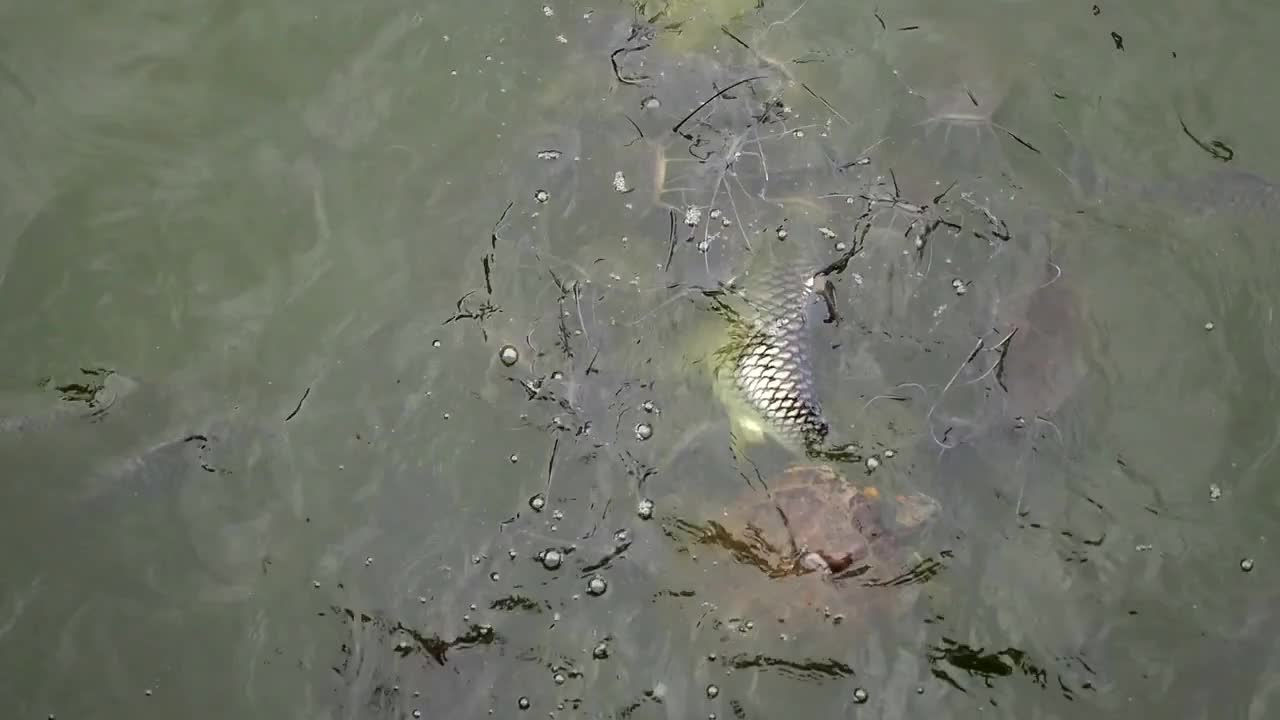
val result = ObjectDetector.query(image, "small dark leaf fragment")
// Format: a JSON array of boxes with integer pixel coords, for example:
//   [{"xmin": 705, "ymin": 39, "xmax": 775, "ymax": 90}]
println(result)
[{"xmin": 1177, "ymin": 115, "xmax": 1234, "ymax": 162}]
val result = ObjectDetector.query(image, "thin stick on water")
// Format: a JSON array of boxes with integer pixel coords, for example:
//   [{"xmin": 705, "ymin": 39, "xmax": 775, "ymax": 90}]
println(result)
[
  {"xmin": 573, "ymin": 279, "xmax": 590, "ymax": 350},
  {"xmin": 925, "ymin": 337, "xmax": 985, "ymax": 449},
  {"xmin": 963, "ymin": 327, "xmax": 1018, "ymax": 386},
  {"xmin": 1039, "ymin": 261, "xmax": 1063, "ymax": 290}
]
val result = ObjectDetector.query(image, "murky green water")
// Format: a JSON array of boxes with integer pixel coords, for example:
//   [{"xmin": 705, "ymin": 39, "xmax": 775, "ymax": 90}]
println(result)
[{"xmin": 4, "ymin": 1, "xmax": 1280, "ymax": 718}]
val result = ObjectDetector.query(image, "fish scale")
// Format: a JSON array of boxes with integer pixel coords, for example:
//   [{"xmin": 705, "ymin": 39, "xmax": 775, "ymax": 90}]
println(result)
[{"xmin": 717, "ymin": 262, "xmax": 830, "ymax": 450}]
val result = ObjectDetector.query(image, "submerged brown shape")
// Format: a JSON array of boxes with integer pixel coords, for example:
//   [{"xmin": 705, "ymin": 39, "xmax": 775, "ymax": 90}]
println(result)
[
  {"xmin": 698, "ymin": 464, "xmax": 940, "ymax": 621},
  {"xmin": 999, "ymin": 276, "xmax": 1088, "ymax": 424}
]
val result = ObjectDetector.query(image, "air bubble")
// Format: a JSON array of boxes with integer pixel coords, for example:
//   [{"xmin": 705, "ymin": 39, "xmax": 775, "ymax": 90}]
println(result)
[
  {"xmin": 853, "ymin": 688, "xmax": 869, "ymax": 704},
  {"xmin": 641, "ymin": 95, "xmax": 661, "ymax": 110},
  {"xmin": 553, "ymin": 672, "xmax": 566, "ymax": 685},
  {"xmin": 510, "ymin": 453, "xmax": 519, "ymax": 463},
  {"xmin": 1204, "ymin": 321, "xmax": 1215, "ymax": 331},
  {"xmin": 883, "ymin": 449, "xmax": 896, "ymax": 458},
  {"xmin": 540, "ymin": 549, "xmax": 563, "ymax": 570},
  {"xmin": 776, "ymin": 226, "xmax": 788, "ymax": 240},
  {"xmin": 635, "ymin": 422, "xmax": 653, "ymax": 441},
  {"xmin": 641, "ymin": 400, "xmax": 655, "ymax": 413},
  {"xmin": 586, "ymin": 575, "xmax": 608, "ymax": 596},
  {"xmin": 593, "ymin": 641, "xmax": 610, "ymax": 659},
  {"xmin": 637, "ymin": 498, "xmax": 654, "ymax": 520},
  {"xmin": 499, "ymin": 345, "xmax": 519, "ymax": 366},
  {"xmin": 518, "ymin": 697, "xmax": 531, "ymax": 710},
  {"xmin": 865, "ymin": 456, "xmax": 880, "ymax": 472},
  {"xmin": 706, "ymin": 684, "xmax": 720, "ymax": 699},
  {"xmin": 530, "ymin": 494, "xmax": 547, "ymax": 511},
  {"xmin": 432, "ymin": 339, "xmax": 442, "ymax": 348},
  {"xmin": 489, "ymin": 571, "xmax": 500, "ymax": 582},
  {"xmin": 835, "ymin": 241, "xmax": 848, "ymax": 252},
  {"xmin": 534, "ymin": 189, "xmax": 550, "ymax": 203},
  {"xmin": 1241, "ymin": 558, "xmax": 1255, "ymax": 572}
]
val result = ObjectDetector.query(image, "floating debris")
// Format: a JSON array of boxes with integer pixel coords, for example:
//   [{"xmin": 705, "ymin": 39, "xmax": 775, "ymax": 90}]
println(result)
[
  {"xmin": 684, "ymin": 206, "xmax": 702, "ymax": 227},
  {"xmin": 952, "ymin": 278, "xmax": 968, "ymax": 296},
  {"xmin": 1204, "ymin": 321, "xmax": 1215, "ymax": 331},
  {"xmin": 865, "ymin": 456, "xmax": 880, "ymax": 472},
  {"xmin": 635, "ymin": 422, "xmax": 653, "ymax": 441},
  {"xmin": 637, "ymin": 498, "xmax": 654, "ymax": 520},
  {"xmin": 592, "ymin": 641, "xmax": 610, "ymax": 659},
  {"xmin": 884, "ymin": 449, "xmax": 896, "ymax": 459},
  {"xmin": 613, "ymin": 171, "xmax": 631, "ymax": 193},
  {"xmin": 536, "ymin": 149, "xmax": 562, "ymax": 161},
  {"xmin": 1209, "ymin": 483, "xmax": 1222, "ymax": 502}
]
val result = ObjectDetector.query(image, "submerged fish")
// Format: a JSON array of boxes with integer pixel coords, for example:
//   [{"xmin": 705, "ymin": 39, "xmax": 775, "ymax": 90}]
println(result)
[
  {"xmin": 0, "ymin": 369, "xmax": 139, "ymax": 435},
  {"xmin": 707, "ymin": 259, "xmax": 835, "ymax": 453}
]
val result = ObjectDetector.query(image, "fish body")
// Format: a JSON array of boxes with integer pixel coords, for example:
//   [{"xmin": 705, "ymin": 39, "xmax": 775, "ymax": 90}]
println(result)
[{"xmin": 710, "ymin": 262, "xmax": 831, "ymax": 452}]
